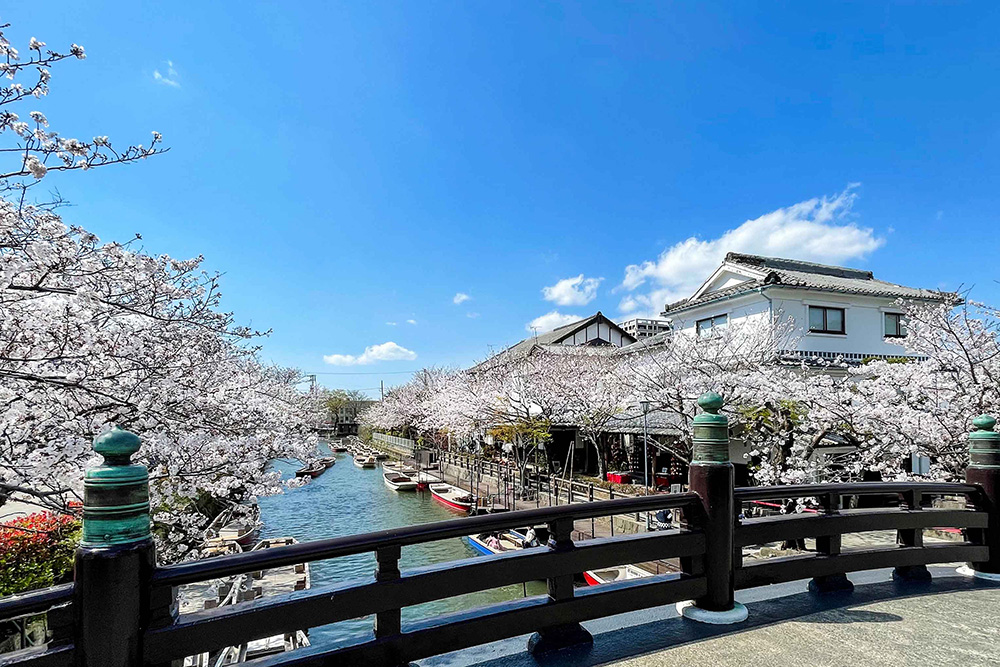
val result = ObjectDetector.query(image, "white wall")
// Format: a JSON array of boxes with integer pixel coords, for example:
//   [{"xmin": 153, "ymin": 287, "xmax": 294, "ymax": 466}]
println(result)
[
  {"xmin": 563, "ymin": 320, "xmax": 626, "ymax": 347},
  {"xmin": 770, "ymin": 289, "xmax": 909, "ymax": 358},
  {"xmin": 667, "ymin": 288, "xmax": 911, "ymax": 358},
  {"xmin": 669, "ymin": 293, "xmax": 771, "ymax": 335}
]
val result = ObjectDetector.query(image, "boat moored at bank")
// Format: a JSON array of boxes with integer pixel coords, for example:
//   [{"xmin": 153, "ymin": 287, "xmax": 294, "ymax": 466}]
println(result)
[
  {"xmin": 383, "ymin": 470, "xmax": 419, "ymax": 491},
  {"xmin": 353, "ymin": 454, "xmax": 377, "ymax": 468},
  {"xmin": 582, "ymin": 563, "xmax": 651, "ymax": 586},
  {"xmin": 206, "ymin": 504, "xmax": 261, "ymax": 548},
  {"xmin": 428, "ymin": 482, "xmax": 474, "ymax": 512}
]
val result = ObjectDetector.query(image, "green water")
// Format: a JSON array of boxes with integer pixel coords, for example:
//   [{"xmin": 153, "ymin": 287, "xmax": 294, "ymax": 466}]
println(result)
[{"xmin": 257, "ymin": 449, "xmax": 547, "ymax": 651}]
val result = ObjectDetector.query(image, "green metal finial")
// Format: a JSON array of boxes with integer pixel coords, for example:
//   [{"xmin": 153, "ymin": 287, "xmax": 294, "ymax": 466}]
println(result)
[
  {"xmin": 93, "ymin": 428, "xmax": 142, "ymax": 465},
  {"xmin": 82, "ymin": 428, "xmax": 151, "ymax": 546},
  {"xmin": 697, "ymin": 392, "xmax": 724, "ymax": 414},
  {"xmin": 692, "ymin": 392, "xmax": 730, "ymax": 464},
  {"xmin": 969, "ymin": 414, "xmax": 1000, "ymax": 471},
  {"xmin": 972, "ymin": 415, "xmax": 997, "ymax": 432}
]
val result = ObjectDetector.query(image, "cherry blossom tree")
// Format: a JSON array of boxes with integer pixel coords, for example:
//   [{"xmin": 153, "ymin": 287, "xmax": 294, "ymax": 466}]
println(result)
[
  {"xmin": 0, "ymin": 21, "xmax": 166, "ymax": 201},
  {"xmin": 803, "ymin": 298, "xmax": 999, "ymax": 484},
  {"xmin": 0, "ymin": 21, "xmax": 318, "ymax": 562},
  {"xmin": 366, "ymin": 294, "xmax": 999, "ymax": 495},
  {"xmin": 619, "ymin": 315, "xmax": 797, "ymax": 466},
  {"xmin": 545, "ymin": 348, "xmax": 633, "ymax": 480}
]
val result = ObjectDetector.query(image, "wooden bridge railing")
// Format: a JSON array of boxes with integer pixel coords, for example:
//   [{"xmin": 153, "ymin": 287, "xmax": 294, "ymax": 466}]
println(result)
[{"xmin": 2, "ymin": 396, "xmax": 999, "ymax": 666}]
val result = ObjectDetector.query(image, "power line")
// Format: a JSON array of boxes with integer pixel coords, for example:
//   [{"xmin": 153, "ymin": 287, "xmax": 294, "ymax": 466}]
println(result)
[{"xmin": 307, "ymin": 370, "xmax": 420, "ymax": 376}]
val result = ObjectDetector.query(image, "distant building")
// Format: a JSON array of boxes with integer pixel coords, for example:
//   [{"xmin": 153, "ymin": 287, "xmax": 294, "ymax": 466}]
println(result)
[
  {"xmin": 618, "ymin": 317, "xmax": 671, "ymax": 340},
  {"xmin": 332, "ymin": 400, "xmax": 376, "ymax": 436}
]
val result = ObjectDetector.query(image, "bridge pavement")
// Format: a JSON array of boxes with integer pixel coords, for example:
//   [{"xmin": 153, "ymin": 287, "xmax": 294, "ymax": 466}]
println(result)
[
  {"xmin": 604, "ymin": 585, "xmax": 999, "ymax": 667},
  {"xmin": 425, "ymin": 568, "xmax": 1000, "ymax": 667}
]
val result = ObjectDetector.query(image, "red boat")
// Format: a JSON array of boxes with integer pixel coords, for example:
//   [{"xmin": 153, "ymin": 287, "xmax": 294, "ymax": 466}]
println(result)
[
  {"xmin": 428, "ymin": 483, "xmax": 474, "ymax": 512},
  {"xmin": 582, "ymin": 563, "xmax": 650, "ymax": 586}
]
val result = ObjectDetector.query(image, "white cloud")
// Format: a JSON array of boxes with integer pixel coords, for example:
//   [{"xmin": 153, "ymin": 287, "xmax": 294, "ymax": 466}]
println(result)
[
  {"xmin": 542, "ymin": 274, "xmax": 603, "ymax": 306},
  {"xmin": 153, "ymin": 60, "xmax": 180, "ymax": 87},
  {"xmin": 526, "ymin": 310, "xmax": 582, "ymax": 334},
  {"xmin": 323, "ymin": 341, "xmax": 417, "ymax": 366},
  {"xmin": 467, "ymin": 312, "xmax": 480, "ymax": 319},
  {"xmin": 618, "ymin": 185, "xmax": 883, "ymax": 316},
  {"xmin": 453, "ymin": 292, "xmax": 471, "ymax": 305},
  {"xmin": 406, "ymin": 319, "xmax": 417, "ymax": 325}
]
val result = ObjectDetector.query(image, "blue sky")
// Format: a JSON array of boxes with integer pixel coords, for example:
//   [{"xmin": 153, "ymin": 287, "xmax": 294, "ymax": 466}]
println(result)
[{"xmin": 8, "ymin": 2, "xmax": 1000, "ymax": 396}]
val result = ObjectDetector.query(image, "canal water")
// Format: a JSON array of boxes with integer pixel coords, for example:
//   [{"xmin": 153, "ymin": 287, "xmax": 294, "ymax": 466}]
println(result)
[{"xmin": 256, "ymin": 447, "xmax": 547, "ymax": 651}]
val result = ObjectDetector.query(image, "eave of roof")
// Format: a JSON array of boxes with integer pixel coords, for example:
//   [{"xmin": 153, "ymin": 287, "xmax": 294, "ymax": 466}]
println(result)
[
  {"xmin": 662, "ymin": 274, "xmax": 954, "ymax": 317},
  {"xmin": 663, "ymin": 253, "xmax": 956, "ymax": 317}
]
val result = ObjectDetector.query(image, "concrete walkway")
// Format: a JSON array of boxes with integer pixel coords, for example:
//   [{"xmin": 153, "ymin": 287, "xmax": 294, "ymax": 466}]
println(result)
[
  {"xmin": 424, "ymin": 569, "xmax": 1000, "ymax": 667},
  {"xmin": 606, "ymin": 587, "xmax": 1000, "ymax": 667}
]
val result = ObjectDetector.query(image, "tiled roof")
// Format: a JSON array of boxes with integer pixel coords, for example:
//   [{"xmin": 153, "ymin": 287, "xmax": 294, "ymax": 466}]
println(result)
[
  {"xmin": 663, "ymin": 252, "xmax": 952, "ymax": 315},
  {"xmin": 478, "ymin": 312, "xmax": 635, "ymax": 367}
]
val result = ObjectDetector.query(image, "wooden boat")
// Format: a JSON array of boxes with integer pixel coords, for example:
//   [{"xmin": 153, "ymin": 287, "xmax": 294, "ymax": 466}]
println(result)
[
  {"xmin": 428, "ymin": 483, "xmax": 474, "ymax": 512},
  {"xmin": 245, "ymin": 630, "xmax": 310, "ymax": 660},
  {"xmin": 353, "ymin": 455, "xmax": 377, "ymax": 469},
  {"xmin": 373, "ymin": 452, "xmax": 390, "ymax": 461},
  {"xmin": 204, "ymin": 538, "xmax": 312, "ymax": 664},
  {"xmin": 383, "ymin": 471, "xmax": 418, "ymax": 491},
  {"xmin": 318, "ymin": 456, "xmax": 336, "ymax": 468},
  {"xmin": 332, "ymin": 440, "xmax": 348, "ymax": 453},
  {"xmin": 383, "ymin": 462, "xmax": 419, "ymax": 476},
  {"xmin": 198, "ymin": 538, "xmax": 244, "ymax": 560},
  {"xmin": 583, "ymin": 563, "xmax": 651, "ymax": 586},
  {"xmin": 206, "ymin": 504, "xmax": 261, "ymax": 548},
  {"xmin": 295, "ymin": 461, "xmax": 326, "ymax": 478},
  {"xmin": 466, "ymin": 529, "xmax": 527, "ymax": 555},
  {"xmin": 247, "ymin": 538, "xmax": 311, "ymax": 659}
]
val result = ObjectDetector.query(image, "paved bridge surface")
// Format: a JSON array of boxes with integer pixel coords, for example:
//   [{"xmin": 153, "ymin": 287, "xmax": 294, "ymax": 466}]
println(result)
[{"xmin": 428, "ymin": 568, "xmax": 1000, "ymax": 667}]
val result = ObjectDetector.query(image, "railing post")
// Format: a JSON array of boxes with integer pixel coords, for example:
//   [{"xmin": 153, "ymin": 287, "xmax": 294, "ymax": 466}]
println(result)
[
  {"xmin": 526, "ymin": 517, "xmax": 593, "ymax": 655},
  {"xmin": 893, "ymin": 489, "xmax": 932, "ymax": 583},
  {"xmin": 677, "ymin": 392, "xmax": 747, "ymax": 623},
  {"xmin": 74, "ymin": 428, "xmax": 156, "ymax": 667},
  {"xmin": 966, "ymin": 414, "xmax": 1000, "ymax": 579},
  {"xmin": 374, "ymin": 545, "xmax": 410, "ymax": 665},
  {"xmin": 809, "ymin": 491, "xmax": 855, "ymax": 593},
  {"xmin": 609, "ymin": 488, "xmax": 614, "ymax": 536},
  {"xmin": 590, "ymin": 484, "xmax": 595, "ymax": 538}
]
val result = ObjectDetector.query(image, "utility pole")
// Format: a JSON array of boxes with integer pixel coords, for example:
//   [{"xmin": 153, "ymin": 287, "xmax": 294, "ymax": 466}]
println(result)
[
  {"xmin": 380, "ymin": 380, "xmax": 384, "ymax": 400},
  {"xmin": 640, "ymin": 400, "xmax": 652, "ymax": 529},
  {"xmin": 640, "ymin": 400, "xmax": 651, "ymax": 494}
]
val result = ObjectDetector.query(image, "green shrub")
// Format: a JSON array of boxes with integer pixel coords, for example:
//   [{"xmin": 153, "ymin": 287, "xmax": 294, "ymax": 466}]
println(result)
[{"xmin": 0, "ymin": 512, "xmax": 81, "ymax": 596}]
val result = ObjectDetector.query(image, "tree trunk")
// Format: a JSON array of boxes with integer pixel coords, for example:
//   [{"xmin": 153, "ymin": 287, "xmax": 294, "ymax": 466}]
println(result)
[{"xmin": 589, "ymin": 435, "xmax": 607, "ymax": 481}]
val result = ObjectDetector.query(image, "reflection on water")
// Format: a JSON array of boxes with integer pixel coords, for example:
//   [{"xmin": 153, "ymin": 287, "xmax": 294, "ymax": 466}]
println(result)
[{"xmin": 257, "ymin": 447, "xmax": 547, "ymax": 651}]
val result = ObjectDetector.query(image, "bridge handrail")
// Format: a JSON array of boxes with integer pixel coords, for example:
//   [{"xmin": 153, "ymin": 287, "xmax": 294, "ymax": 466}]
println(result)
[
  {"xmin": 4, "ymin": 398, "xmax": 998, "ymax": 667},
  {"xmin": 0, "ymin": 582, "xmax": 73, "ymax": 619},
  {"xmin": 142, "ymin": 528, "xmax": 707, "ymax": 663},
  {"xmin": 152, "ymin": 491, "xmax": 703, "ymax": 587},
  {"xmin": 734, "ymin": 481, "xmax": 981, "ymax": 502}
]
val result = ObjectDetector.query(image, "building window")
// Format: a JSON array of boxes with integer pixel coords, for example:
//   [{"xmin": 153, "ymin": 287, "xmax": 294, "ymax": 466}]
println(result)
[
  {"xmin": 696, "ymin": 314, "xmax": 728, "ymax": 336},
  {"xmin": 884, "ymin": 312, "xmax": 906, "ymax": 338},
  {"xmin": 808, "ymin": 306, "xmax": 845, "ymax": 334}
]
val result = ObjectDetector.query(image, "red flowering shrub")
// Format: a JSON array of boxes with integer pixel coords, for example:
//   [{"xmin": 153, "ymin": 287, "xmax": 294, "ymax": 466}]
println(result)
[{"xmin": 0, "ymin": 512, "xmax": 81, "ymax": 596}]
